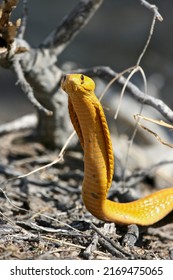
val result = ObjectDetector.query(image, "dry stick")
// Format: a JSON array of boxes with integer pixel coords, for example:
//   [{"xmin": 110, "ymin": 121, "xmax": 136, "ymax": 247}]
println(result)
[
  {"xmin": 41, "ymin": 0, "xmax": 103, "ymax": 56},
  {"xmin": 0, "ymin": 189, "xmax": 84, "ymax": 235},
  {"xmin": 114, "ymin": 67, "xmax": 143, "ymax": 120},
  {"xmin": 0, "ymin": 186, "xmax": 28, "ymax": 214},
  {"xmin": 90, "ymin": 223, "xmax": 132, "ymax": 258},
  {"xmin": 135, "ymin": 124, "xmax": 173, "ymax": 149},
  {"xmin": 12, "ymin": 58, "xmax": 53, "ymax": 116},
  {"xmin": 133, "ymin": 114, "xmax": 173, "ymax": 149},
  {"xmin": 121, "ymin": 12, "xmax": 162, "ymax": 178},
  {"xmin": 127, "ymin": 13, "xmax": 159, "ymax": 137},
  {"xmin": 31, "ymin": 213, "xmax": 82, "ymax": 235},
  {"xmin": 98, "ymin": 66, "xmax": 136, "ymax": 102},
  {"xmin": 0, "ymin": 210, "xmax": 17, "ymax": 227},
  {"xmin": 17, "ymin": 0, "xmax": 28, "ymax": 39},
  {"xmin": 0, "ymin": 130, "xmax": 76, "ymax": 233},
  {"xmin": 0, "ymin": 130, "xmax": 76, "ymax": 222},
  {"xmin": 139, "ymin": 0, "xmax": 163, "ymax": 21},
  {"xmin": 28, "ymin": 222, "xmax": 81, "ymax": 235},
  {"xmin": 0, "ymin": 186, "xmax": 83, "ymax": 237},
  {"xmin": 81, "ymin": 7, "xmax": 160, "ymax": 111},
  {"xmin": 1, "ymin": 130, "xmax": 75, "ymax": 187},
  {"xmin": 41, "ymin": 235, "xmax": 86, "ymax": 250},
  {"xmin": 0, "ymin": 130, "xmax": 76, "ymax": 219},
  {"xmin": 121, "ymin": 66, "xmax": 147, "ymax": 189},
  {"xmin": 134, "ymin": 114, "xmax": 173, "ymax": 129},
  {"xmin": 137, "ymin": 14, "xmax": 158, "ymax": 66},
  {"xmin": 116, "ymin": 12, "xmax": 160, "ymax": 187},
  {"xmin": 83, "ymin": 232, "xmax": 99, "ymax": 259}
]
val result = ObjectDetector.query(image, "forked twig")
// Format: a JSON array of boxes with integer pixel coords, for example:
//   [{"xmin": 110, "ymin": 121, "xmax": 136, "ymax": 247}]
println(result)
[
  {"xmin": 12, "ymin": 58, "xmax": 53, "ymax": 116},
  {"xmin": 139, "ymin": 0, "xmax": 163, "ymax": 21},
  {"xmin": 98, "ymin": 66, "xmax": 136, "ymax": 101},
  {"xmin": 119, "ymin": 66, "xmax": 147, "ymax": 188},
  {"xmin": 134, "ymin": 114, "xmax": 173, "ymax": 149}
]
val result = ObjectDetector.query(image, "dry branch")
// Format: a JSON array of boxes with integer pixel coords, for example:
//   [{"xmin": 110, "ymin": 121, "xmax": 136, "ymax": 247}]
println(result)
[
  {"xmin": 41, "ymin": 0, "xmax": 103, "ymax": 56},
  {"xmin": 0, "ymin": 0, "xmax": 104, "ymax": 147},
  {"xmin": 1, "ymin": 0, "xmax": 173, "ymax": 150}
]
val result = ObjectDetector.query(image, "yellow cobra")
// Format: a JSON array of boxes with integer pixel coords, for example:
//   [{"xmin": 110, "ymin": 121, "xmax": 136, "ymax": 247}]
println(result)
[{"xmin": 61, "ymin": 73, "xmax": 173, "ymax": 226}]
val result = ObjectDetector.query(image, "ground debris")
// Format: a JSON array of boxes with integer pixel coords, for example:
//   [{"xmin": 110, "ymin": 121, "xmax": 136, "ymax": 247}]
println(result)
[{"xmin": 0, "ymin": 132, "xmax": 173, "ymax": 260}]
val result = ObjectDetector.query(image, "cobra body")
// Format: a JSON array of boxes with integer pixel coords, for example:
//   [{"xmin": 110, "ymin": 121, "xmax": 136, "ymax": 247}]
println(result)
[{"xmin": 61, "ymin": 74, "xmax": 173, "ymax": 226}]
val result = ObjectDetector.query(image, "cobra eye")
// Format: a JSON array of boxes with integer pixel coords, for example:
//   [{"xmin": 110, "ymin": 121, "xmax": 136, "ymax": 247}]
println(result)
[{"xmin": 81, "ymin": 74, "xmax": 84, "ymax": 84}]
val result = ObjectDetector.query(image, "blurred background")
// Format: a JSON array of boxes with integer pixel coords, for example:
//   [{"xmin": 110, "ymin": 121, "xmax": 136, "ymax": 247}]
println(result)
[{"xmin": 0, "ymin": 0, "xmax": 173, "ymax": 123}]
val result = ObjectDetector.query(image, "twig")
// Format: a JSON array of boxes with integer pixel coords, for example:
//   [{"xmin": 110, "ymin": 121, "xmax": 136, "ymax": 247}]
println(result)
[
  {"xmin": 12, "ymin": 58, "xmax": 53, "ymax": 116},
  {"xmin": 16, "ymin": 221, "xmax": 83, "ymax": 236},
  {"xmin": 98, "ymin": 238, "xmax": 127, "ymax": 259},
  {"xmin": 17, "ymin": 0, "xmax": 28, "ymax": 39},
  {"xmin": 0, "ymin": 210, "xmax": 16, "ymax": 227},
  {"xmin": 0, "ymin": 183, "xmax": 84, "ymax": 236},
  {"xmin": 120, "ymin": 66, "xmax": 147, "ymax": 188},
  {"xmin": 114, "ymin": 66, "xmax": 146, "ymax": 119},
  {"xmin": 137, "ymin": 12, "xmax": 158, "ymax": 65},
  {"xmin": 83, "ymin": 232, "xmax": 99, "ymax": 259},
  {"xmin": 139, "ymin": 0, "xmax": 163, "ymax": 21},
  {"xmin": 135, "ymin": 123, "xmax": 173, "ymax": 149},
  {"xmin": 110, "ymin": 1, "xmax": 162, "ymax": 186},
  {"xmin": 15, "ymin": 130, "xmax": 76, "ymax": 179},
  {"xmin": 0, "ymin": 130, "xmax": 76, "ymax": 189},
  {"xmin": 98, "ymin": 66, "xmax": 136, "ymax": 101},
  {"xmin": 0, "ymin": 186, "xmax": 29, "ymax": 216},
  {"xmin": 41, "ymin": 235, "xmax": 86, "ymax": 250},
  {"xmin": 31, "ymin": 213, "xmax": 82, "ymax": 234},
  {"xmin": 90, "ymin": 223, "xmax": 133, "ymax": 258}
]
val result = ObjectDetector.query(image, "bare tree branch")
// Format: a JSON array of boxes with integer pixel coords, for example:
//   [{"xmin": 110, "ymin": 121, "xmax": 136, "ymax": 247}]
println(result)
[{"xmin": 41, "ymin": 0, "xmax": 103, "ymax": 56}]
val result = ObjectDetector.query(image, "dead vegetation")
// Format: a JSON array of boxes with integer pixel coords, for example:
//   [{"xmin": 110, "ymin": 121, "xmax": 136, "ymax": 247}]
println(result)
[{"xmin": 0, "ymin": 0, "xmax": 173, "ymax": 260}]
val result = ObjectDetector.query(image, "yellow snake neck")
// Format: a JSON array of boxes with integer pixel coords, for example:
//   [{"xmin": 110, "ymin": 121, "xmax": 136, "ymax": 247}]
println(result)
[{"xmin": 61, "ymin": 73, "xmax": 173, "ymax": 226}]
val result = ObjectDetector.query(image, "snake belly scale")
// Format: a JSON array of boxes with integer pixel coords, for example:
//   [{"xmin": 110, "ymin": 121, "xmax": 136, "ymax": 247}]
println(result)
[{"xmin": 61, "ymin": 73, "xmax": 173, "ymax": 226}]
